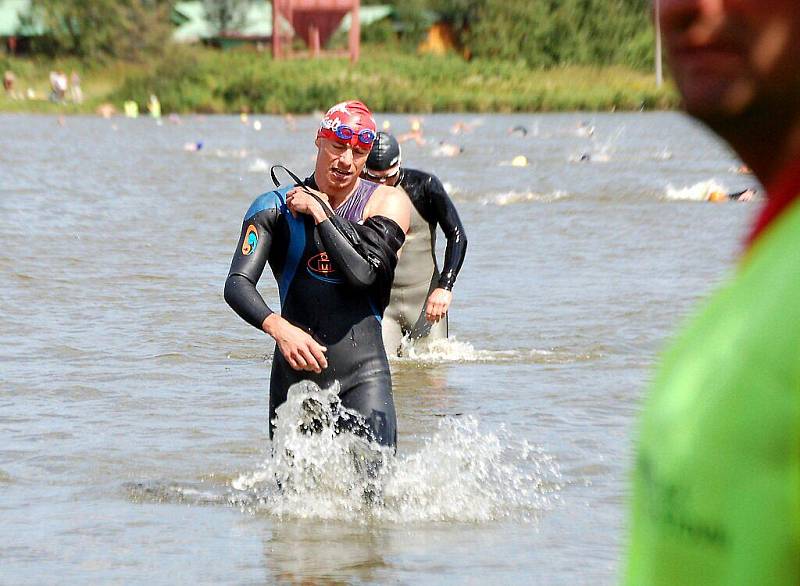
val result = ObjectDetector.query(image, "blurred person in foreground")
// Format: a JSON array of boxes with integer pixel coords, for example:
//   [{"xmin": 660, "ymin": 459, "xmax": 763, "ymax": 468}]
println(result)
[
  {"xmin": 224, "ymin": 101, "xmax": 411, "ymax": 449},
  {"xmin": 626, "ymin": 1, "xmax": 800, "ymax": 584},
  {"xmin": 361, "ymin": 132, "xmax": 468, "ymax": 357}
]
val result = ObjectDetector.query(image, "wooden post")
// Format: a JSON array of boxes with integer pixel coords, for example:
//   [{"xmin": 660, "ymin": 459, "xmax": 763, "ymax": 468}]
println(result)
[
  {"xmin": 349, "ymin": 0, "xmax": 360, "ymax": 63},
  {"xmin": 310, "ymin": 24, "xmax": 320, "ymax": 57},
  {"xmin": 272, "ymin": 0, "xmax": 282, "ymax": 59},
  {"xmin": 655, "ymin": 0, "xmax": 663, "ymax": 87}
]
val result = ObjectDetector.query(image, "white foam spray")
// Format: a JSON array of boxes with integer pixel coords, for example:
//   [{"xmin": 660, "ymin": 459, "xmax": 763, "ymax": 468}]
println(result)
[
  {"xmin": 665, "ymin": 179, "xmax": 728, "ymax": 201},
  {"xmin": 230, "ymin": 382, "xmax": 561, "ymax": 523},
  {"xmin": 480, "ymin": 191, "xmax": 568, "ymax": 206},
  {"xmin": 395, "ymin": 336, "xmax": 600, "ymax": 365}
]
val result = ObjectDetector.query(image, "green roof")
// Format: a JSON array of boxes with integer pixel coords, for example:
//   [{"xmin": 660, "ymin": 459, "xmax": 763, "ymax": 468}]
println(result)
[
  {"xmin": 0, "ymin": 0, "xmax": 45, "ymax": 36},
  {"xmin": 172, "ymin": 1, "xmax": 392, "ymax": 43}
]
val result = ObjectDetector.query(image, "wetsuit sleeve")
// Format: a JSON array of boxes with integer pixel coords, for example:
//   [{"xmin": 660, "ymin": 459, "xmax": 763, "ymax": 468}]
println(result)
[
  {"xmin": 224, "ymin": 206, "xmax": 279, "ymax": 330},
  {"xmin": 424, "ymin": 174, "xmax": 467, "ymax": 290},
  {"xmin": 316, "ymin": 215, "xmax": 405, "ymax": 289}
]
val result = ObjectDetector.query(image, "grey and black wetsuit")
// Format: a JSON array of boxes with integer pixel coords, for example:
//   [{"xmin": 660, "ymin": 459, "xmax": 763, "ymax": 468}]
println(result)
[
  {"xmin": 383, "ymin": 168, "xmax": 468, "ymax": 354},
  {"xmin": 224, "ymin": 178, "xmax": 405, "ymax": 447}
]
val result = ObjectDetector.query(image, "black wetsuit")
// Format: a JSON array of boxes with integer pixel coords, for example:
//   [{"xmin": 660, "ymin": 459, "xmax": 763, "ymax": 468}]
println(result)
[
  {"xmin": 382, "ymin": 168, "xmax": 467, "ymax": 351},
  {"xmin": 224, "ymin": 179, "xmax": 405, "ymax": 447},
  {"xmin": 397, "ymin": 168, "xmax": 467, "ymax": 291}
]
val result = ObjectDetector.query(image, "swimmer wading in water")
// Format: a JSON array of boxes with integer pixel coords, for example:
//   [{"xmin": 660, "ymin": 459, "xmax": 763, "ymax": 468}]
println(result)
[
  {"xmin": 361, "ymin": 132, "xmax": 467, "ymax": 356},
  {"xmin": 224, "ymin": 101, "xmax": 411, "ymax": 448}
]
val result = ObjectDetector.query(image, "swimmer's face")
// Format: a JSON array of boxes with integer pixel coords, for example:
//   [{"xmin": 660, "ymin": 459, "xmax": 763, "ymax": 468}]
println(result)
[
  {"xmin": 660, "ymin": 0, "xmax": 800, "ymax": 122},
  {"xmin": 314, "ymin": 136, "xmax": 370, "ymax": 192}
]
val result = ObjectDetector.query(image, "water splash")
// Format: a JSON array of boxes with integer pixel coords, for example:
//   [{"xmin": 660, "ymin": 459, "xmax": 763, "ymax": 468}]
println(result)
[
  {"xmin": 570, "ymin": 126, "xmax": 625, "ymax": 163},
  {"xmin": 480, "ymin": 190, "xmax": 568, "ymax": 206},
  {"xmin": 665, "ymin": 179, "xmax": 728, "ymax": 201},
  {"xmin": 228, "ymin": 382, "xmax": 561, "ymax": 523},
  {"xmin": 395, "ymin": 337, "xmax": 601, "ymax": 365}
]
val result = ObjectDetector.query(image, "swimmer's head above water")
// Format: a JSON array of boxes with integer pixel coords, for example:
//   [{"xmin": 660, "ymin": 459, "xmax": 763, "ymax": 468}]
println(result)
[
  {"xmin": 314, "ymin": 100, "xmax": 378, "ymax": 194},
  {"xmin": 362, "ymin": 131, "xmax": 402, "ymax": 186}
]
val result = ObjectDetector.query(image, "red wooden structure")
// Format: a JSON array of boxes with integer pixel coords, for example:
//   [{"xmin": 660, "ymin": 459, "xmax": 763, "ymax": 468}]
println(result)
[{"xmin": 273, "ymin": 0, "xmax": 361, "ymax": 62}]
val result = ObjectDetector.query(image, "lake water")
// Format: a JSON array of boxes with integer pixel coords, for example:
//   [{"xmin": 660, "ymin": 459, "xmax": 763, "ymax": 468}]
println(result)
[{"xmin": 0, "ymin": 112, "xmax": 757, "ymax": 584}]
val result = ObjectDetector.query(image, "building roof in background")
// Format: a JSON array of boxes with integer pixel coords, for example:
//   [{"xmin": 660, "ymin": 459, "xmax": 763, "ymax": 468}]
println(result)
[
  {"xmin": 0, "ymin": 0, "xmax": 393, "ymax": 41},
  {"xmin": 0, "ymin": 0, "xmax": 45, "ymax": 36},
  {"xmin": 172, "ymin": 1, "xmax": 392, "ymax": 42}
]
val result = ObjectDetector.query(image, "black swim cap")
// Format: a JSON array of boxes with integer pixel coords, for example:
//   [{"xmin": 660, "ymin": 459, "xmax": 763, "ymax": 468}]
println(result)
[{"xmin": 366, "ymin": 132, "xmax": 401, "ymax": 171}]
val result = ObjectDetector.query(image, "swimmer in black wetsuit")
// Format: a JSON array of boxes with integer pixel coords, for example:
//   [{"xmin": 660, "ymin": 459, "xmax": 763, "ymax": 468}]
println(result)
[
  {"xmin": 224, "ymin": 101, "xmax": 411, "ymax": 448},
  {"xmin": 361, "ymin": 132, "xmax": 468, "ymax": 356}
]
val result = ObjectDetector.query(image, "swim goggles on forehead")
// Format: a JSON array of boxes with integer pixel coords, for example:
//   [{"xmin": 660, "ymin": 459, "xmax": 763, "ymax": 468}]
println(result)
[{"xmin": 332, "ymin": 125, "xmax": 376, "ymax": 146}]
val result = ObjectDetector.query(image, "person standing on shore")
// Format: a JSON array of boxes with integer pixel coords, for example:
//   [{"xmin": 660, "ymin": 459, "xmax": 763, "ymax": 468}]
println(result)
[
  {"xmin": 3, "ymin": 70, "xmax": 15, "ymax": 97},
  {"xmin": 625, "ymin": 2, "xmax": 800, "ymax": 584}
]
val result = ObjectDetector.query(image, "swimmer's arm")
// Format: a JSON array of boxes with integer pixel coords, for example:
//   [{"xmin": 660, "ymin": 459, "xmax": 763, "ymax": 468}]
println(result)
[
  {"xmin": 291, "ymin": 185, "xmax": 408, "ymax": 288},
  {"xmin": 318, "ymin": 185, "xmax": 409, "ymax": 287},
  {"xmin": 286, "ymin": 186, "xmax": 381, "ymax": 288},
  {"xmin": 224, "ymin": 210, "xmax": 277, "ymax": 329},
  {"xmin": 316, "ymin": 215, "xmax": 407, "ymax": 289},
  {"xmin": 426, "ymin": 175, "xmax": 467, "ymax": 291}
]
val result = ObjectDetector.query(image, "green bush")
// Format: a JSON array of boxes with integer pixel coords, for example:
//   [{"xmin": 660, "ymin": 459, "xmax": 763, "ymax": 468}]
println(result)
[{"xmin": 3, "ymin": 48, "xmax": 677, "ymax": 114}]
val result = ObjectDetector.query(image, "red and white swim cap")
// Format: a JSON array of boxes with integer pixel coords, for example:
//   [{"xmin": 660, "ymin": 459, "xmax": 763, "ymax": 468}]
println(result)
[{"xmin": 318, "ymin": 100, "xmax": 377, "ymax": 149}]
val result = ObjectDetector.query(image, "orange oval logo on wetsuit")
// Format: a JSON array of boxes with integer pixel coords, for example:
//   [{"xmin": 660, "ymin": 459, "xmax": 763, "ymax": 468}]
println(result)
[
  {"xmin": 242, "ymin": 224, "xmax": 258, "ymax": 255},
  {"xmin": 307, "ymin": 252, "xmax": 344, "ymax": 283}
]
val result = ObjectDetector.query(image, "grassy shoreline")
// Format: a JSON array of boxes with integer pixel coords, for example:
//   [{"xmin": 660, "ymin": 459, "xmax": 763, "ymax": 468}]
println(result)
[{"xmin": 1, "ymin": 49, "xmax": 677, "ymax": 115}]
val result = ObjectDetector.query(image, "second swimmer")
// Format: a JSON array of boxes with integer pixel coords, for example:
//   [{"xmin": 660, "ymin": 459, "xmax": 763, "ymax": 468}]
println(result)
[{"xmin": 361, "ymin": 132, "xmax": 468, "ymax": 356}]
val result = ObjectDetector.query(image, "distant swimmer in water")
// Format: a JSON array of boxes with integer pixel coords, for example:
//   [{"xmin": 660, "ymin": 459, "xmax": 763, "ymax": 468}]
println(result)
[
  {"xmin": 433, "ymin": 141, "xmax": 463, "ymax": 157},
  {"xmin": 575, "ymin": 121, "xmax": 595, "ymax": 137},
  {"xmin": 224, "ymin": 101, "xmax": 411, "ymax": 449},
  {"xmin": 397, "ymin": 118, "xmax": 426, "ymax": 145},
  {"xmin": 183, "ymin": 141, "xmax": 203, "ymax": 152},
  {"xmin": 707, "ymin": 188, "xmax": 758, "ymax": 202},
  {"xmin": 450, "ymin": 121, "xmax": 477, "ymax": 135},
  {"xmin": 508, "ymin": 125, "xmax": 529, "ymax": 137},
  {"xmin": 361, "ymin": 132, "xmax": 468, "ymax": 357}
]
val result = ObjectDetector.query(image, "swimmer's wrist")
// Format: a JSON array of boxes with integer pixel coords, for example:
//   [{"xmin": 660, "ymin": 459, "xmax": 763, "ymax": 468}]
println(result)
[
  {"xmin": 261, "ymin": 312, "xmax": 281, "ymax": 336},
  {"xmin": 310, "ymin": 203, "xmax": 328, "ymax": 224}
]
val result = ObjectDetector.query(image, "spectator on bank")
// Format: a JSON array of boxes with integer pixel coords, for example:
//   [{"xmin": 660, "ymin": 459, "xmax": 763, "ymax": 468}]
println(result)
[
  {"xmin": 49, "ymin": 71, "xmax": 67, "ymax": 102},
  {"xmin": 70, "ymin": 71, "xmax": 82, "ymax": 104},
  {"xmin": 3, "ymin": 70, "xmax": 16, "ymax": 97}
]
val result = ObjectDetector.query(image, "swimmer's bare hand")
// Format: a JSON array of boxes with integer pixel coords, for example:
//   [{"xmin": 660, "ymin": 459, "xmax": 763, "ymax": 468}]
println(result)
[
  {"xmin": 262, "ymin": 314, "xmax": 327, "ymax": 373},
  {"xmin": 286, "ymin": 186, "xmax": 329, "ymax": 223},
  {"xmin": 425, "ymin": 288, "xmax": 452, "ymax": 323}
]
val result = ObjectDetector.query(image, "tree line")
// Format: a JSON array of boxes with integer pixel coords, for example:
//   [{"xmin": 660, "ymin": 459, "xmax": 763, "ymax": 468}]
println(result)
[
  {"xmin": 366, "ymin": 0, "xmax": 654, "ymax": 69},
  {"xmin": 23, "ymin": 0, "xmax": 654, "ymax": 70}
]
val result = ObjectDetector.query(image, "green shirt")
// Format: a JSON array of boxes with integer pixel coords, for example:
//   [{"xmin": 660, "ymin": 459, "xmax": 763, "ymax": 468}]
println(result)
[{"xmin": 626, "ymin": 200, "xmax": 800, "ymax": 585}]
